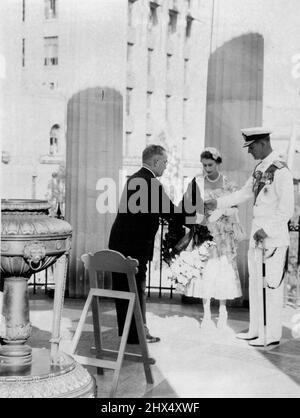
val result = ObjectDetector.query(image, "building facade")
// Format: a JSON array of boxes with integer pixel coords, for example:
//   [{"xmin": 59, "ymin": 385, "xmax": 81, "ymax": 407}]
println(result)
[
  {"xmin": 123, "ymin": 0, "xmax": 211, "ymax": 200},
  {"xmin": 0, "ymin": 0, "xmax": 211, "ymax": 296},
  {"xmin": 1, "ymin": 0, "xmax": 127, "ymax": 210},
  {"xmin": 1, "ymin": 0, "xmax": 211, "ymax": 206},
  {"xmin": 1, "ymin": 0, "xmax": 299, "ymax": 298},
  {"xmin": 205, "ymin": 0, "xmax": 300, "ymax": 298}
]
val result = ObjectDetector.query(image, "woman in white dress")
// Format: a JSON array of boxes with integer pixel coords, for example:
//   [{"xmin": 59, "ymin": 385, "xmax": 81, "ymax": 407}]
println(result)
[
  {"xmin": 169, "ymin": 147, "xmax": 244, "ymax": 329},
  {"xmin": 200, "ymin": 147, "xmax": 245, "ymax": 328}
]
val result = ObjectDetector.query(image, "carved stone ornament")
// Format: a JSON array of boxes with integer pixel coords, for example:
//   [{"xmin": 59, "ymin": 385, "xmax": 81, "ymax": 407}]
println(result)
[
  {"xmin": 0, "ymin": 351, "xmax": 96, "ymax": 398},
  {"xmin": 23, "ymin": 241, "xmax": 47, "ymax": 270},
  {"xmin": 0, "ymin": 199, "xmax": 93, "ymax": 399}
]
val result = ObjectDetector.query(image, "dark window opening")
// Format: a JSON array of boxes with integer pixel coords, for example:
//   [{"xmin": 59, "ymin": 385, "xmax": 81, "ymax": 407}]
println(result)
[
  {"xmin": 168, "ymin": 10, "xmax": 178, "ymax": 34},
  {"xmin": 186, "ymin": 15, "xmax": 193, "ymax": 38}
]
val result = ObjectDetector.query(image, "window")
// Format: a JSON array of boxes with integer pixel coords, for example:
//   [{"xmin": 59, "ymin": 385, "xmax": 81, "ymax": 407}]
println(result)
[
  {"xmin": 146, "ymin": 91, "xmax": 152, "ymax": 119},
  {"xmin": 22, "ymin": 38, "xmax": 25, "ymax": 67},
  {"xmin": 168, "ymin": 10, "xmax": 178, "ymax": 34},
  {"xmin": 128, "ymin": 1, "xmax": 133, "ymax": 27},
  {"xmin": 44, "ymin": 36, "xmax": 58, "ymax": 66},
  {"xmin": 147, "ymin": 48, "xmax": 153, "ymax": 76},
  {"xmin": 22, "ymin": 0, "xmax": 25, "ymax": 22},
  {"xmin": 126, "ymin": 88, "xmax": 132, "ymax": 116},
  {"xmin": 49, "ymin": 124, "xmax": 60, "ymax": 155},
  {"xmin": 125, "ymin": 132, "xmax": 132, "ymax": 156},
  {"xmin": 186, "ymin": 15, "xmax": 193, "ymax": 39},
  {"xmin": 166, "ymin": 53, "xmax": 172, "ymax": 73},
  {"xmin": 45, "ymin": 0, "xmax": 57, "ymax": 19},
  {"xmin": 165, "ymin": 95, "xmax": 171, "ymax": 120},
  {"xmin": 183, "ymin": 98, "xmax": 188, "ymax": 124},
  {"xmin": 149, "ymin": 3, "xmax": 158, "ymax": 29},
  {"xmin": 127, "ymin": 42, "xmax": 133, "ymax": 69},
  {"xmin": 184, "ymin": 58, "xmax": 189, "ymax": 84}
]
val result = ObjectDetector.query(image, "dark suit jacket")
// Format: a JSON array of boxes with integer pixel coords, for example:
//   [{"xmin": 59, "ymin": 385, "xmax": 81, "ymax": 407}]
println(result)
[{"xmin": 109, "ymin": 167, "xmax": 193, "ymax": 261}]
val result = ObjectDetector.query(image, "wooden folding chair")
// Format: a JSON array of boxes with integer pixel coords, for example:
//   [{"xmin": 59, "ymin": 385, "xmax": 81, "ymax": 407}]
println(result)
[{"xmin": 68, "ymin": 250, "xmax": 154, "ymax": 398}]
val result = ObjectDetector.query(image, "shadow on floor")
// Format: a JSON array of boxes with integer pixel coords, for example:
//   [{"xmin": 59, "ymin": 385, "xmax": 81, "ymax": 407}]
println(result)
[{"xmin": 26, "ymin": 293, "xmax": 300, "ymax": 398}]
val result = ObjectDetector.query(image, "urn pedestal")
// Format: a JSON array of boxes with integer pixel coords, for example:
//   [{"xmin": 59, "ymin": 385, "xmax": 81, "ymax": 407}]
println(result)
[{"xmin": 0, "ymin": 199, "xmax": 96, "ymax": 398}]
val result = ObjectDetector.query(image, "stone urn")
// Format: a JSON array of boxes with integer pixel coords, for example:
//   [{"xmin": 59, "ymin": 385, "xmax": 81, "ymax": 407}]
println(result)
[
  {"xmin": 0, "ymin": 199, "xmax": 72, "ymax": 366},
  {"xmin": 0, "ymin": 199, "xmax": 95, "ymax": 397}
]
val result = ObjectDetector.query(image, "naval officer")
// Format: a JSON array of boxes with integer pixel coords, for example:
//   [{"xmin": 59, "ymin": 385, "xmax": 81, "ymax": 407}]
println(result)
[{"xmin": 205, "ymin": 127, "xmax": 294, "ymax": 346}]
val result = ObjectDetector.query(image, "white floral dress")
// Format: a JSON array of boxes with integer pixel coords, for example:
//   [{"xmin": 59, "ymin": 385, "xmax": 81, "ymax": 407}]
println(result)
[{"xmin": 170, "ymin": 175, "xmax": 245, "ymax": 300}]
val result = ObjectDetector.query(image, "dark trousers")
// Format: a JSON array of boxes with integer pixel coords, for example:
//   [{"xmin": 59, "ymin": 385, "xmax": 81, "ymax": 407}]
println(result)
[{"xmin": 112, "ymin": 257, "xmax": 148, "ymax": 344}]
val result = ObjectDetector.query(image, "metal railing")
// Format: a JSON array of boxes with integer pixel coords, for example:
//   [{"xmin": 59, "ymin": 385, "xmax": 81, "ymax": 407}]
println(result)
[
  {"xmin": 29, "ymin": 212, "xmax": 300, "ymax": 304},
  {"xmin": 28, "ymin": 265, "xmax": 55, "ymax": 295},
  {"xmin": 27, "ymin": 203, "xmax": 63, "ymax": 296},
  {"xmin": 146, "ymin": 217, "xmax": 300, "ymax": 302},
  {"xmin": 146, "ymin": 219, "xmax": 175, "ymax": 299}
]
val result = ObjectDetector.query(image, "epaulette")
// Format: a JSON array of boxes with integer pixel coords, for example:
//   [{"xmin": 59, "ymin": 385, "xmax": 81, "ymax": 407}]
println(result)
[{"xmin": 272, "ymin": 160, "xmax": 287, "ymax": 169}]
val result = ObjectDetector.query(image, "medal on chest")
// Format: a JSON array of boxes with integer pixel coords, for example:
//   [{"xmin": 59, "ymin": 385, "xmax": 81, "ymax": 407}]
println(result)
[{"xmin": 252, "ymin": 161, "xmax": 285, "ymax": 203}]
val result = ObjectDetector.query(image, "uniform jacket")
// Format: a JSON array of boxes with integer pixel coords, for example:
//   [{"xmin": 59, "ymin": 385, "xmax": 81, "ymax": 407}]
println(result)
[{"xmin": 216, "ymin": 151, "xmax": 294, "ymax": 248}]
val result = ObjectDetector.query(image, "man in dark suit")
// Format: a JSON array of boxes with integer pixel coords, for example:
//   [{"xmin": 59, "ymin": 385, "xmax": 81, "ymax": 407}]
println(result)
[{"xmin": 109, "ymin": 144, "xmax": 201, "ymax": 344}]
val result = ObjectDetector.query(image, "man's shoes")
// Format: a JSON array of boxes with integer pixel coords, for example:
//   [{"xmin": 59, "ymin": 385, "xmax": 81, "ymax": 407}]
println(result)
[
  {"xmin": 147, "ymin": 357, "xmax": 156, "ymax": 365},
  {"xmin": 236, "ymin": 332, "xmax": 258, "ymax": 341},
  {"xmin": 248, "ymin": 338, "xmax": 280, "ymax": 347},
  {"xmin": 144, "ymin": 325, "xmax": 160, "ymax": 343},
  {"xmin": 146, "ymin": 333, "xmax": 160, "ymax": 343},
  {"xmin": 127, "ymin": 334, "xmax": 161, "ymax": 344}
]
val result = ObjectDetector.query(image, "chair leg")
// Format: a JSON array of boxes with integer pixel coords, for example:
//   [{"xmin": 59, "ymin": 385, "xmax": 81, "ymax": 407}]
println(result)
[
  {"xmin": 109, "ymin": 294, "xmax": 135, "ymax": 398},
  {"xmin": 127, "ymin": 277, "xmax": 154, "ymax": 384},
  {"xmin": 69, "ymin": 292, "xmax": 93, "ymax": 354},
  {"xmin": 92, "ymin": 296, "xmax": 104, "ymax": 375},
  {"xmin": 133, "ymin": 300, "xmax": 154, "ymax": 384}
]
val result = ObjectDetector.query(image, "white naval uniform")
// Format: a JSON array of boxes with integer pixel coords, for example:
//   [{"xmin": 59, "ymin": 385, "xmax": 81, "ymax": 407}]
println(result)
[{"xmin": 216, "ymin": 151, "xmax": 294, "ymax": 343}]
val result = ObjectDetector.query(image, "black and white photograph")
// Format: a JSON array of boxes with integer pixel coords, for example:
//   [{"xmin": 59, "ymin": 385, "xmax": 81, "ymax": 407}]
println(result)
[{"xmin": 0, "ymin": 0, "xmax": 300, "ymax": 401}]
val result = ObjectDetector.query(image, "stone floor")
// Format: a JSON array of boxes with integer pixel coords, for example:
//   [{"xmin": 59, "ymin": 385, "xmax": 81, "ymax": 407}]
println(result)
[{"xmin": 28, "ymin": 291, "xmax": 300, "ymax": 398}]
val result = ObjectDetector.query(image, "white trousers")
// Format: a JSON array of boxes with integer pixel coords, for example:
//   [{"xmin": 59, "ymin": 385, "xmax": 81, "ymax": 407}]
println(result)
[{"xmin": 248, "ymin": 246, "xmax": 287, "ymax": 343}]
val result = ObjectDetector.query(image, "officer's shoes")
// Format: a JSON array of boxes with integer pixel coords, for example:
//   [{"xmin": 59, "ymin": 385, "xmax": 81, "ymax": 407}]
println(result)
[
  {"xmin": 248, "ymin": 338, "xmax": 280, "ymax": 347},
  {"xmin": 236, "ymin": 332, "xmax": 258, "ymax": 341}
]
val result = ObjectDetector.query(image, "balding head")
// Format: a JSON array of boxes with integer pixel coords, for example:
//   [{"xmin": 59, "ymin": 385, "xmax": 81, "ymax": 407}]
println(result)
[{"xmin": 142, "ymin": 145, "xmax": 168, "ymax": 177}]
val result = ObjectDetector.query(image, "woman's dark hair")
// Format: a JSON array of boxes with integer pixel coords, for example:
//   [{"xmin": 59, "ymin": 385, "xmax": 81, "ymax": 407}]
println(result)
[{"xmin": 200, "ymin": 150, "xmax": 222, "ymax": 164}]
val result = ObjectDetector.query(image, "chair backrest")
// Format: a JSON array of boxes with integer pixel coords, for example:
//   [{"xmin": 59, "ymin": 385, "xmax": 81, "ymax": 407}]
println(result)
[{"xmin": 81, "ymin": 249, "xmax": 139, "ymax": 278}]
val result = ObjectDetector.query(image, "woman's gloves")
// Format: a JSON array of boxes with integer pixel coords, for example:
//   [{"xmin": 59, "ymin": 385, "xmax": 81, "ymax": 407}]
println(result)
[{"xmin": 207, "ymin": 206, "xmax": 238, "ymax": 223}]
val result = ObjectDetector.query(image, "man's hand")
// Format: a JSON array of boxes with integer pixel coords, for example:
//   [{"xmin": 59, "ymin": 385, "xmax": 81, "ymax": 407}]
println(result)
[
  {"xmin": 204, "ymin": 199, "xmax": 217, "ymax": 213},
  {"xmin": 253, "ymin": 228, "xmax": 268, "ymax": 244}
]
